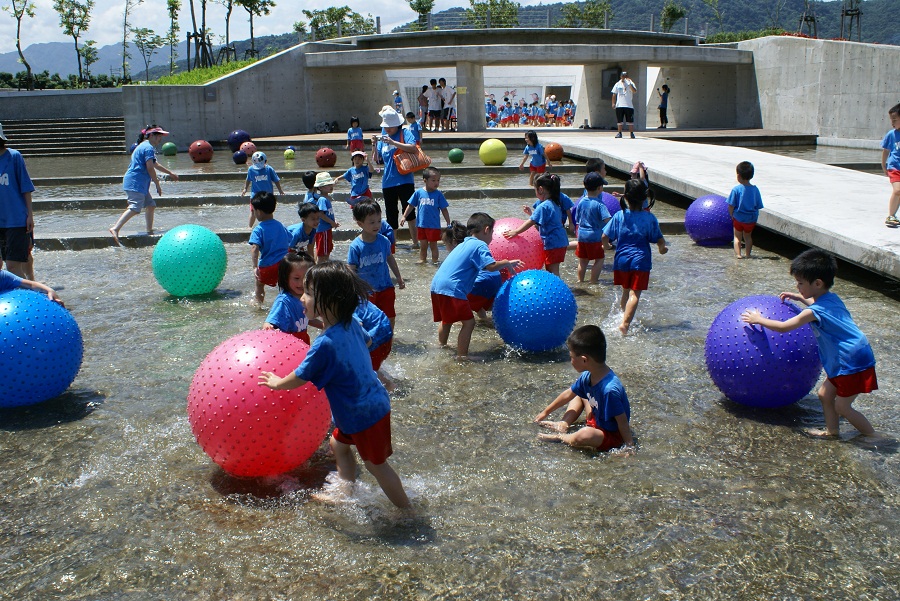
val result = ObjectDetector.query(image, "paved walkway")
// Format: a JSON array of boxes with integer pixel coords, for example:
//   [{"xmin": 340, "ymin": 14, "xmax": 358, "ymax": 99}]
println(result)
[{"xmin": 543, "ymin": 131, "xmax": 900, "ymax": 280}]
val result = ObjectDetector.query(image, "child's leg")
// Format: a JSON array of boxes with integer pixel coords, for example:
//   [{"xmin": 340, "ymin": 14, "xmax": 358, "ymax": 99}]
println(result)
[
  {"xmin": 418, "ymin": 243, "xmax": 427, "ymax": 263},
  {"xmin": 330, "ymin": 435, "xmax": 358, "ymax": 482},
  {"xmin": 620, "ymin": 289, "xmax": 642, "ymax": 336},
  {"xmin": 589, "ymin": 258, "xmax": 603, "ymax": 283},
  {"xmin": 539, "ymin": 396, "xmax": 586, "ymax": 432},
  {"xmin": 438, "ymin": 321, "xmax": 453, "ymax": 347},
  {"xmin": 815, "ymin": 380, "xmax": 840, "ymax": 435},
  {"xmin": 744, "ymin": 229, "xmax": 754, "ymax": 257},
  {"xmin": 835, "ymin": 394, "xmax": 875, "ymax": 435},
  {"xmin": 254, "ymin": 280, "xmax": 265, "ymax": 304},
  {"xmin": 546, "ymin": 261, "xmax": 560, "ymax": 276},
  {"xmin": 577, "ymin": 257, "xmax": 589, "ymax": 282},
  {"xmin": 732, "ymin": 228, "xmax": 744, "ymax": 258},
  {"xmin": 408, "ymin": 222, "xmax": 418, "ymax": 248},
  {"xmin": 456, "ymin": 317, "xmax": 477, "ymax": 358},
  {"xmin": 619, "ymin": 286, "xmax": 629, "ymax": 312},
  {"xmin": 109, "ymin": 209, "xmax": 138, "ymax": 244},
  {"xmin": 144, "ymin": 205, "xmax": 155, "ymax": 234},
  {"xmin": 430, "ymin": 240, "xmax": 439, "ymax": 263},
  {"xmin": 889, "ymin": 181, "xmax": 900, "ymax": 217},
  {"xmin": 364, "ymin": 460, "xmax": 411, "ymax": 508},
  {"xmin": 542, "ymin": 426, "xmax": 606, "ymax": 448}
]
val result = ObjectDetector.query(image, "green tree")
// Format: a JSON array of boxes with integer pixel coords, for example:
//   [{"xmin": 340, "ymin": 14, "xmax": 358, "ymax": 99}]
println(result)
[
  {"xmin": 292, "ymin": 20, "xmax": 307, "ymax": 42},
  {"xmin": 121, "ymin": 0, "xmax": 143, "ymax": 80},
  {"xmin": 701, "ymin": 0, "xmax": 724, "ymax": 32},
  {"xmin": 408, "ymin": 0, "xmax": 435, "ymax": 31},
  {"xmin": 166, "ymin": 0, "xmax": 180, "ymax": 74},
  {"xmin": 302, "ymin": 6, "xmax": 375, "ymax": 40},
  {"xmin": 217, "ymin": 0, "xmax": 233, "ymax": 46},
  {"xmin": 2, "ymin": 0, "xmax": 36, "ymax": 90},
  {"xmin": 466, "ymin": 0, "xmax": 519, "ymax": 28},
  {"xmin": 660, "ymin": 0, "xmax": 687, "ymax": 32},
  {"xmin": 79, "ymin": 39, "xmax": 97, "ymax": 81},
  {"xmin": 557, "ymin": 0, "xmax": 612, "ymax": 28},
  {"xmin": 131, "ymin": 26, "xmax": 164, "ymax": 82},
  {"xmin": 52, "ymin": 0, "xmax": 94, "ymax": 84},
  {"xmin": 237, "ymin": 0, "xmax": 275, "ymax": 57}
]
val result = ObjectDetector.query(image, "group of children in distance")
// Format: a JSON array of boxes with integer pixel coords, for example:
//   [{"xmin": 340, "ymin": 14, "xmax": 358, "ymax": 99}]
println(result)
[
  {"xmin": 486, "ymin": 94, "xmax": 577, "ymax": 128},
  {"xmin": 240, "ymin": 130, "xmax": 881, "ymax": 509}
]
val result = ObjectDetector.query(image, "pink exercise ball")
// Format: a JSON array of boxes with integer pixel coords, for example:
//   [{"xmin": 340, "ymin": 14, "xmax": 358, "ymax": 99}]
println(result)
[
  {"xmin": 239, "ymin": 141, "xmax": 257, "ymax": 156},
  {"xmin": 186, "ymin": 329, "xmax": 331, "ymax": 478},
  {"xmin": 489, "ymin": 217, "xmax": 544, "ymax": 273}
]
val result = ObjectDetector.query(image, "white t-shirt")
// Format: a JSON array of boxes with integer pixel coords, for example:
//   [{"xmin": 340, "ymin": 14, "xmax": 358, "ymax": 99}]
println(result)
[
  {"xmin": 427, "ymin": 87, "xmax": 444, "ymax": 111},
  {"xmin": 445, "ymin": 88, "xmax": 457, "ymax": 109},
  {"xmin": 611, "ymin": 80, "xmax": 635, "ymax": 108}
]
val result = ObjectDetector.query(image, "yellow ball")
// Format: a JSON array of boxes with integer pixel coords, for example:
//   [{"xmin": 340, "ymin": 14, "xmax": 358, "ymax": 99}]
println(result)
[{"xmin": 479, "ymin": 139, "xmax": 508, "ymax": 166}]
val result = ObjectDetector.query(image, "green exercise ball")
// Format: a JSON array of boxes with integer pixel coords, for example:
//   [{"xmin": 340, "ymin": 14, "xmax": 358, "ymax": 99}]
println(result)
[
  {"xmin": 479, "ymin": 139, "xmax": 507, "ymax": 166},
  {"xmin": 448, "ymin": 148, "xmax": 464, "ymax": 163},
  {"xmin": 152, "ymin": 224, "xmax": 228, "ymax": 296},
  {"xmin": 161, "ymin": 142, "xmax": 177, "ymax": 156}
]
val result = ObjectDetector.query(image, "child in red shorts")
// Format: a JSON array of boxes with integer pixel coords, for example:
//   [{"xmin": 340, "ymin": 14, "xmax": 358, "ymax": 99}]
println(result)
[
  {"xmin": 401, "ymin": 167, "xmax": 451, "ymax": 265},
  {"xmin": 726, "ymin": 161, "xmax": 764, "ymax": 259},
  {"xmin": 249, "ymin": 192, "xmax": 291, "ymax": 305},
  {"xmin": 881, "ymin": 103, "xmax": 900, "ymax": 227}
]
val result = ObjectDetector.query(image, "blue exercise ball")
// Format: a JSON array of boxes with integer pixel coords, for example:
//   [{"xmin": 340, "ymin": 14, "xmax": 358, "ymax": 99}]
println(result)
[
  {"xmin": 493, "ymin": 270, "xmax": 577, "ymax": 352},
  {"xmin": 152, "ymin": 224, "xmax": 228, "ymax": 297},
  {"xmin": 705, "ymin": 295, "xmax": 821, "ymax": 408},
  {"xmin": 0, "ymin": 289, "xmax": 83, "ymax": 408},
  {"xmin": 685, "ymin": 194, "xmax": 732, "ymax": 246},
  {"xmin": 227, "ymin": 129, "xmax": 252, "ymax": 152},
  {"xmin": 232, "ymin": 150, "xmax": 247, "ymax": 165}
]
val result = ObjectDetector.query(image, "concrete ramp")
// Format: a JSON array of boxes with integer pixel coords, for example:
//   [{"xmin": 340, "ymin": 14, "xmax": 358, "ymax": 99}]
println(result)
[{"xmin": 545, "ymin": 132, "xmax": 900, "ymax": 280}]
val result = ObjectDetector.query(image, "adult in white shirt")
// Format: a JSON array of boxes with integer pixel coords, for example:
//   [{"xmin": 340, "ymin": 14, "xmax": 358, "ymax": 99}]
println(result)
[
  {"xmin": 611, "ymin": 71, "xmax": 637, "ymax": 139},
  {"xmin": 440, "ymin": 78, "xmax": 456, "ymax": 131},
  {"xmin": 426, "ymin": 78, "xmax": 444, "ymax": 131}
]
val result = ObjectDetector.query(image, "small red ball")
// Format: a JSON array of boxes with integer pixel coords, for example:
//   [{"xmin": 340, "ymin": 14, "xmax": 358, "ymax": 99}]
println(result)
[
  {"xmin": 315, "ymin": 147, "xmax": 337, "ymax": 168},
  {"xmin": 545, "ymin": 142, "xmax": 564, "ymax": 162},
  {"xmin": 188, "ymin": 140, "xmax": 214, "ymax": 163}
]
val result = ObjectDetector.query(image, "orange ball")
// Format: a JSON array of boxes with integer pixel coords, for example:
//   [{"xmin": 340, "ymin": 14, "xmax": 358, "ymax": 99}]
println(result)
[{"xmin": 545, "ymin": 142, "xmax": 564, "ymax": 162}]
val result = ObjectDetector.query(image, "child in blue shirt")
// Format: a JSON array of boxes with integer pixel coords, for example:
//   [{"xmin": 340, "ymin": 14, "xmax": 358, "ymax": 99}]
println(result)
[
  {"xmin": 348, "ymin": 200, "xmax": 405, "ymax": 330},
  {"xmin": 380, "ymin": 219, "xmax": 396, "ymax": 254},
  {"xmin": 405, "ymin": 112, "xmax": 423, "ymax": 147},
  {"xmin": 301, "ymin": 170, "xmax": 320, "ymax": 206},
  {"xmin": 345, "ymin": 116, "xmax": 364, "ymax": 155},
  {"xmin": 576, "ymin": 172, "xmax": 613, "ymax": 284},
  {"xmin": 881, "ymin": 103, "xmax": 900, "ymax": 227},
  {"xmin": 249, "ymin": 191, "xmax": 292, "ymax": 305},
  {"xmin": 313, "ymin": 172, "xmax": 340, "ymax": 263},
  {"xmin": 288, "ymin": 202, "xmax": 321, "ymax": 256},
  {"xmin": 442, "ymin": 221, "xmax": 501, "ymax": 323},
  {"xmin": 727, "ymin": 161, "xmax": 764, "ymax": 259},
  {"xmin": 342, "ymin": 151, "xmax": 376, "ymax": 205},
  {"xmin": 534, "ymin": 325, "xmax": 634, "ymax": 453},
  {"xmin": 0, "ymin": 133, "xmax": 36, "ymax": 277},
  {"xmin": 401, "ymin": 167, "xmax": 451, "ymax": 265},
  {"xmin": 602, "ymin": 179, "xmax": 668, "ymax": 336},
  {"xmin": 354, "ymin": 299, "xmax": 395, "ymax": 390},
  {"xmin": 0, "ymin": 269, "xmax": 63, "ymax": 305},
  {"xmin": 258, "ymin": 261, "xmax": 410, "ymax": 509},
  {"xmin": 431, "ymin": 212, "xmax": 524, "ymax": 360},
  {"xmin": 518, "ymin": 130, "xmax": 548, "ymax": 186},
  {"xmin": 504, "ymin": 173, "xmax": 569, "ymax": 276},
  {"xmin": 243, "ymin": 151, "xmax": 285, "ymax": 227},
  {"xmin": 741, "ymin": 249, "xmax": 878, "ymax": 438},
  {"xmin": 264, "ymin": 251, "xmax": 322, "ymax": 344}
]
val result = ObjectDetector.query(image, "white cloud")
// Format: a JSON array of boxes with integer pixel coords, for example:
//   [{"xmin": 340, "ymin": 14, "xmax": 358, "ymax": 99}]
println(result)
[{"xmin": 1, "ymin": 0, "xmax": 550, "ymax": 54}]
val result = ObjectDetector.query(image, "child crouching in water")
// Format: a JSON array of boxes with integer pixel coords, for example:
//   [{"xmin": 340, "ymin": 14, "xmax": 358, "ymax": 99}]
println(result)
[
  {"xmin": 263, "ymin": 252, "xmax": 323, "ymax": 344},
  {"xmin": 443, "ymin": 221, "xmax": 502, "ymax": 323},
  {"xmin": 258, "ymin": 261, "xmax": 410, "ymax": 508},
  {"xmin": 534, "ymin": 325, "xmax": 634, "ymax": 453}
]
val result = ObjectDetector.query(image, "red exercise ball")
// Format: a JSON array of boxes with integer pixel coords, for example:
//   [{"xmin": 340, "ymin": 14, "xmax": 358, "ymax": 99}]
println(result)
[
  {"xmin": 315, "ymin": 147, "xmax": 337, "ymax": 168},
  {"xmin": 239, "ymin": 141, "xmax": 257, "ymax": 156},
  {"xmin": 187, "ymin": 329, "xmax": 331, "ymax": 478},
  {"xmin": 545, "ymin": 142, "xmax": 564, "ymax": 162},
  {"xmin": 188, "ymin": 140, "xmax": 214, "ymax": 163},
  {"xmin": 489, "ymin": 217, "xmax": 545, "ymax": 275}
]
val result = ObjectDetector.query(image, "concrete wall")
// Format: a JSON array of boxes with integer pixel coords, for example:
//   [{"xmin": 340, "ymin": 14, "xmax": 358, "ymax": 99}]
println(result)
[
  {"xmin": 0, "ymin": 88, "xmax": 122, "ymax": 119},
  {"xmin": 737, "ymin": 36, "xmax": 900, "ymax": 143}
]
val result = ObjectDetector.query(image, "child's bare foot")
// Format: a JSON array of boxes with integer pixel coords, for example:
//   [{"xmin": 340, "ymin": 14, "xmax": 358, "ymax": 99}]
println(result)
[
  {"xmin": 804, "ymin": 427, "xmax": 839, "ymax": 438},
  {"xmin": 734, "ymin": 255, "xmax": 743, "ymax": 260},
  {"xmin": 108, "ymin": 227, "xmax": 123, "ymax": 247},
  {"xmin": 416, "ymin": 260, "xmax": 427, "ymax": 265},
  {"xmin": 538, "ymin": 420, "xmax": 569, "ymax": 433},
  {"xmin": 537, "ymin": 432, "xmax": 564, "ymax": 443},
  {"xmin": 618, "ymin": 323, "xmax": 629, "ymax": 336}
]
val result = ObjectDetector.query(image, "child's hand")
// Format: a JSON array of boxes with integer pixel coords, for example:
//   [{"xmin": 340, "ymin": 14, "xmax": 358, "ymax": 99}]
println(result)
[
  {"xmin": 508, "ymin": 259, "xmax": 525, "ymax": 271},
  {"xmin": 780, "ymin": 292, "xmax": 802, "ymax": 303},
  {"xmin": 519, "ymin": 165, "xmax": 524, "ymax": 171},
  {"xmin": 258, "ymin": 371, "xmax": 281, "ymax": 389},
  {"xmin": 333, "ymin": 221, "xmax": 340, "ymax": 229},
  {"xmin": 659, "ymin": 246, "xmax": 668, "ymax": 255},
  {"xmin": 533, "ymin": 411, "xmax": 550, "ymax": 423},
  {"xmin": 48, "ymin": 290, "xmax": 64, "ymax": 308},
  {"xmin": 400, "ymin": 218, "xmax": 406, "ymax": 227},
  {"xmin": 397, "ymin": 278, "xmax": 406, "ymax": 290},
  {"xmin": 169, "ymin": 173, "xmax": 179, "ymax": 182},
  {"xmin": 503, "ymin": 230, "xmax": 517, "ymax": 240},
  {"xmin": 521, "ymin": 205, "xmax": 533, "ymax": 216},
  {"xmin": 262, "ymin": 323, "xmax": 276, "ymax": 331},
  {"xmin": 740, "ymin": 309, "xmax": 762, "ymax": 325}
]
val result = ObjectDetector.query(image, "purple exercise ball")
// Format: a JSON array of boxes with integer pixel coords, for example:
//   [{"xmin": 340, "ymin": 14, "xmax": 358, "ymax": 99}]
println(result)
[{"xmin": 685, "ymin": 194, "xmax": 733, "ymax": 246}]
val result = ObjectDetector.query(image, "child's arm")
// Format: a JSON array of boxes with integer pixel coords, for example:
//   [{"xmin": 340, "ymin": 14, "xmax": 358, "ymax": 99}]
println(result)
[
  {"xmin": 485, "ymin": 258, "xmax": 524, "ymax": 273},
  {"xmin": 320, "ymin": 213, "xmax": 339, "ymax": 228},
  {"xmin": 518, "ymin": 154, "xmax": 528, "ymax": 170},
  {"xmin": 241, "ymin": 181, "xmax": 249, "ymax": 196},
  {"xmin": 741, "ymin": 306, "xmax": 816, "ymax": 333},
  {"xmin": 503, "ymin": 220, "xmax": 536, "ymax": 239},
  {"xmin": 275, "ymin": 181, "xmax": 285, "ymax": 195},
  {"xmin": 534, "ymin": 388, "xmax": 578, "ymax": 422},
  {"xmin": 387, "ymin": 254, "xmax": 406, "ymax": 289},
  {"xmin": 308, "ymin": 318, "xmax": 324, "ymax": 330},
  {"xmin": 19, "ymin": 278, "xmax": 63, "ymax": 305},
  {"xmin": 883, "ymin": 148, "xmax": 890, "ymax": 175},
  {"xmin": 602, "ymin": 232, "xmax": 612, "ymax": 249},
  {"xmin": 779, "ymin": 291, "xmax": 814, "ymax": 306},
  {"xmin": 258, "ymin": 371, "xmax": 308, "ymax": 390},
  {"xmin": 614, "ymin": 413, "xmax": 634, "ymax": 447},
  {"xmin": 399, "ymin": 204, "xmax": 413, "ymax": 227},
  {"xmin": 441, "ymin": 207, "xmax": 451, "ymax": 227},
  {"xmin": 250, "ymin": 244, "xmax": 260, "ymax": 274},
  {"xmin": 656, "ymin": 236, "xmax": 668, "ymax": 254},
  {"xmin": 153, "ymin": 161, "xmax": 179, "ymax": 181}
]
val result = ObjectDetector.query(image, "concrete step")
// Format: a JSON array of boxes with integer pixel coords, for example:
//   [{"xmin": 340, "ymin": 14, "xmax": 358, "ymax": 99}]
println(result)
[{"xmin": 4, "ymin": 116, "xmax": 126, "ymax": 157}]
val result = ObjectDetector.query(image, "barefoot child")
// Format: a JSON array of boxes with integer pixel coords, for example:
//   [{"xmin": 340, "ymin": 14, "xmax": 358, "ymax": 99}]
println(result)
[
  {"xmin": 401, "ymin": 167, "xmax": 451, "ymax": 264},
  {"xmin": 504, "ymin": 173, "xmax": 569, "ymax": 276},
  {"xmin": 430, "ymin": 213, "xmax": 523, "ymax": 359},
  {"xmin": 602, "ymin": 179, "xmax": 668, "ymax": 336},
  {"xmin": 518, "ymin": 130, "xmax": 548, "ymax": 187},
  {"xmin": 258, "ymin": 261, "xmax": 411, "ymax": 509},
  {"xmin": 575, "ymin": 172, "xmax": 612, "ymax": 283},
  {"xmin": 534, "ymin": 325, "xmax": 634, "ymax": 452},
  {"xmin": 741, "ymin": 248, "xmax": 878, "ymax": 438},
  {"xmin": 727, "ymin": 161, "xmax": 764, "ymax": 259},
  {"xmin": 263, "ymin": 252, "xmax": 323, "ymax": 344},
  {"xmin": 243, "ymin": 151, "xmax": 285, "ymax": 227},
  {"xmin": 312, "ymin": 172, "xmax": 340, "ymax": 263},
  {"xmin": 348, "ymin": 200, "xmax": 405, "ymax": 329},
  {"xmin": 443, "ymin": 221, "xmax": 501, "ymax": 323},
  {"xmin": 249, "ymin": 191, "xmax": 291, "ymax": 305},
  {"xmin": 341, "ymin": 151, "xmax": 376, "ymax": 206}
]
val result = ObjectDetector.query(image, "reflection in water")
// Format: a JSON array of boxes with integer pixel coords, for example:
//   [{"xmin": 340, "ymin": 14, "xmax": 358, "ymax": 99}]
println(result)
[{"xmin": 2, "ymin": 179, "xmax": 899, "ymax": 598}]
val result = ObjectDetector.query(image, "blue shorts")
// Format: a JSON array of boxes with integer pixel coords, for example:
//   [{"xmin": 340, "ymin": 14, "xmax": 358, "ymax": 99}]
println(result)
[{"xmin": 126, "ymin": 190, "xmax": 156, "ymax": 213}]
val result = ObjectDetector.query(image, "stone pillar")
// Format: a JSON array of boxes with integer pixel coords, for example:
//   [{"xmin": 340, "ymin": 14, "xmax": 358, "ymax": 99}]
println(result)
[
  {"xmin": 578, "ymin": 64, "xmax": 607, "ymax": 129},
  {"xmin": 631, "ymin": 61, "xmax": 648, "ymax": 132},
  {"xmin": 455, "ymin": 61, "xmax": 485, "ymax": 132}
]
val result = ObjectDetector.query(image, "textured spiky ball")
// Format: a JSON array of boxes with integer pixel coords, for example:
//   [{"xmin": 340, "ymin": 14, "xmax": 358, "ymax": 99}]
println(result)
[
  {"xmin": 227, "ymin": 129, "xmax": 251, "ymax": 152},
  {"xmin": 188, "ymin": 140, "xmax": 213, "ymax": 163},
  {"xmin": 152, "ymin": 225, "xmax": 227, "ymax": 297},
  {"xmin": 493, "ymin": 270, "xmax": 577, "ymax": 352},
  {"xmin": 685, "ymin": 194, "xmax": 733, "ymax": 246}
]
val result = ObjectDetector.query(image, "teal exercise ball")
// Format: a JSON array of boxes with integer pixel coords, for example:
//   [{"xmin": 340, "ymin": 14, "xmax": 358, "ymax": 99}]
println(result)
[
  {"xmin": 152, "ymin": 225, "xmax": 227, "ymax": 296},
  {"xmin": 448, "ymin": 148, "xmax": 464, "ymax": 163},
  {"xmin": 160, "ymin": 142, "xmax": 177, "ymax": 156},
  {"xmin": 479, "ymin": 139, "xmax": 507, "ymax": 166}
]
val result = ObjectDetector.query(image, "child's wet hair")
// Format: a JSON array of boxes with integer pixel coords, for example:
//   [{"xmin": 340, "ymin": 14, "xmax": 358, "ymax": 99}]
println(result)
[
  {"xmin": 736, "ymin": 161, "xmax": 754, "ymax": 181},
  {"xmin": 790, "ymin": 248, "xmax": 837, "ymax": 289},
  {"xmin": 622, "ymin": 179, "xmax": 648, "ymax": 211},
  {"xmin": 585, "ymin": 157, "xmax": 605, "ymax": 173},
  {"xmin": 250, "ymin": 191, "xmax": 277, "ymax": 214},
  {"xmin": 422, "ymin": 166, "xmax": 440, "ymax": 180},
  {"xmin": 535, "ymin": 173, "xmax": 561, "ymax": 206},
  {"xmin": 567, "ymin": 325, "xmax": 607, "ymax": 363},
  {"xmin": 350, "ymin": 116, "xmax": 359, "ymax": 126},
  {"xmin": 277, "ymin": 251, "xmax": 314, "ymax": 291},
  {"xmin": 466, "ymin": 212, "xmax": 495, "ymax": 235},
  {"xmin": 302, "ymin": 170, "xmax": 317, "ymax": 190},
  {"xmin": 889, "ymin": 103, "xmax": 900, "ymax": 116},
  {"xmin": 352, "ymin": 199, "xmax": 382, "ymax": 222},
  {"xmin": 524, "ymin": 130, "xmax": 539, "ymax": 146},
  {"xmin": 304, "ymin": 261, "xmax": 372, "ymax": 325},
  {"xmin": 298, "ymin": 201, "xmax": 320, "ymax": 219},
  {"xmin": 443, "ymin": 220, "xmax": 467, "ymax": 246}
]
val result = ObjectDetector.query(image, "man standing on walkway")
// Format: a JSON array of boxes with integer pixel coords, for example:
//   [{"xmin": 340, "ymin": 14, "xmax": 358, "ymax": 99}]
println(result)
[
  {"xmin": 611, "ymin": 71, "xmax": 637, "ymax": 139},
  {"xmin": 0, "ymin": 123, "xmax": 35, "ymax": 278}
]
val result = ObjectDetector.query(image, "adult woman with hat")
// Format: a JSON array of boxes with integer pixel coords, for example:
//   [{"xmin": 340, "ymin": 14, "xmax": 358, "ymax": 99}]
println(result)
[
  {"xmin": 372, "ymin": 106, "xmax": 417, "ymax": 244},
  {"xmin": 109, "ymin": 125, "xmax": 179, "ymax": 246}
]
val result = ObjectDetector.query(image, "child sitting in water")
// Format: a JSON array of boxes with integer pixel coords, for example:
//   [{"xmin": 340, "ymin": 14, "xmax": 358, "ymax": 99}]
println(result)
[
  {"xmin": 741, "ymin": 248, "xmax": 878, "ymax": 438},
  {"xmin": 258, "ymin": 261, "xmax": 411, "ymax": 509},
  {"xmin": 534, "ymin": 325, "xmax": 634, "ymax": 453},
  {"xmin": 263, "ymin": 252, "xmax": 322, "ymax": 344}
]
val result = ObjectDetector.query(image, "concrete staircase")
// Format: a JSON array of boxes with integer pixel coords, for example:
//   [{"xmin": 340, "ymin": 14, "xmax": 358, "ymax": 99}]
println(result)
[{"xmin": 1, "ymin": 117, "xmax": 126, "ymax": 157}]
